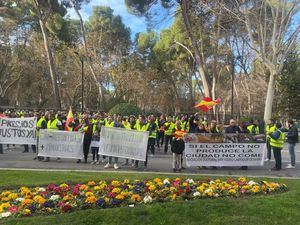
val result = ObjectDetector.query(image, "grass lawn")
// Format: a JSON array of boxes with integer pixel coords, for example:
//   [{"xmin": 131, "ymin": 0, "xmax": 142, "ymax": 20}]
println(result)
[{"xmin": 0, "ymin": 170, "xmax": 299, "ymax": 225}]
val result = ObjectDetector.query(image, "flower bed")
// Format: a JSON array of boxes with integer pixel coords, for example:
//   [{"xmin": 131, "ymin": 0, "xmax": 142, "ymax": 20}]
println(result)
[{"xmin": 0, "ymin": 177, "xmax": 287, "ymax": 219}]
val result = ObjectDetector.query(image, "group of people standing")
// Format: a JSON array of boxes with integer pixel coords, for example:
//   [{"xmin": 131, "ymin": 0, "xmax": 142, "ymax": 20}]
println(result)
[{"xmin": 0, "ymin": 107, "xmax": 298, "ymax": 172}]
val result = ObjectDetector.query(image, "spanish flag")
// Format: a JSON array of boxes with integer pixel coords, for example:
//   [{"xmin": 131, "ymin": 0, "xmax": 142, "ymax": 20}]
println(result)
[
  {"xmin": 193, "ymin": 97, "xmax": 221, "ymax": 112},
  {"xmin": 65, "ymin": 107, "xmax": 74, "ymax": 131},
  {"xmin": 174, "ymin": 130, "xmax": 187, "ymax": 139}
]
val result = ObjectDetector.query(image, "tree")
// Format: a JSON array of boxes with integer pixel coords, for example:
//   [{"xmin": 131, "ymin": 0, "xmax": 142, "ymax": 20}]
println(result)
[{"xmin": 221, "ymin": 0, "xmax": 300, "ymax": 121}]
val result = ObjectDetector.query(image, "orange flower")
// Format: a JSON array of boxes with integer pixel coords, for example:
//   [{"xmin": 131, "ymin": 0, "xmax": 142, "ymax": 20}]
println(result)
[
  {"xmin": 88, "ymin": 181, "xmax": 96, "ymax": 186},
  {"xmin": 130, "ymin": 194, "xmax": 142, "ymax": 202},
  {"xmin": 21, "ymin": 199, "xmax": 34, "ymax": 206},
  {"xmin": 85, "ymin": 196, "xmax": 97, "ymax": 204}
]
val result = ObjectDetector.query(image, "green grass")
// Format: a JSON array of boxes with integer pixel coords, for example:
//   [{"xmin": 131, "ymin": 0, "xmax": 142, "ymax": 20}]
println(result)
[{"xmin": 1, "ymin": 170, "xmax": 300, "ymax": 225}]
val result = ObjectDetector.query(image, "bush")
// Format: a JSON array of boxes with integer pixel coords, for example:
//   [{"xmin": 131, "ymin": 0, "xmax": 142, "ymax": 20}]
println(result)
[{"xmin": 108, "ymin": 103, "xmax": 142, "ymax": 116}]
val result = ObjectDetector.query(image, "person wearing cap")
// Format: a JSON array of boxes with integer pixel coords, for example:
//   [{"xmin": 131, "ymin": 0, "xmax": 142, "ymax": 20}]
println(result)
[{"xmin": 269, "ymin": 122, "xmax": 286, "ymax": 171}]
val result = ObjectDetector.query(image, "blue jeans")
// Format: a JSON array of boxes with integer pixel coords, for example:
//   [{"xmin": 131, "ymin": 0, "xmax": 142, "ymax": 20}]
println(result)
[
  {"xmin": 0, "ymin": 144, "xmax": 3, "ymax": 154},
  {"xmin": 288, "ymin": 143, "xmax": 296, "ymax": 166}
]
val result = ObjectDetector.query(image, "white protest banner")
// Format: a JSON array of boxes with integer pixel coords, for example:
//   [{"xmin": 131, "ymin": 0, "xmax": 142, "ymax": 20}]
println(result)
[
  {"xmin": 99, "ymin": 127, "xmax": 149, "ymax": 161},
  {"xmin": 38, "ymin": 130, "xmax": 84, "ymax": 159},
  {"xmin": 185, "ymin": 143, "xmax": 265, "ymax": 167},
  {"xmin": 0, "ymin": 117, "xmax": 37, "ymax": 145}
]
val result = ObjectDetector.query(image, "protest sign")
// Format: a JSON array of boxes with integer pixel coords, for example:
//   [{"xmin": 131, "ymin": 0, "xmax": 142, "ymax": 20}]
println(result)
[
  {"xmin": 184, "ymin": 133, "xmax": 266, "ymax": 167},
  {"xmin": 38, "ymin": 130, "xmax": 84, "ymax": 159},
  {"xmin": 185, "ymin": 142, "xmax": 265, "ymax": 167},
  {"xmin": 0, "ymin": 117, "xmax": 37, "ymax": 145},
  {"xmin": 99, "ymin": 127, "xmax": 149, "ymax": 161}
]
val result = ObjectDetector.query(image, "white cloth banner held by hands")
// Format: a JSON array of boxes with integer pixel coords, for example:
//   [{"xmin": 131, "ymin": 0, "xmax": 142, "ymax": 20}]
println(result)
[{"xmin": 0, "ymin": 117, "xmax": 37, "ymax": 145}]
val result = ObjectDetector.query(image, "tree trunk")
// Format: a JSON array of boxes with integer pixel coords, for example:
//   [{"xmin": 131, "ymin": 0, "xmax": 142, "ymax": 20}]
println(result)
[
  {"xmin": 33, "ymin": 0, "xmax": 61, "ymax": 109},
  {"xmin": 70, "ymin": 0, "xmax": 105, "ymax": 110},
  {"xmin": 180, "ymin": 0, "xmax": 210, "ymax": 98},
  {"xmin": 264, "ymin": 71, "xmax": 276, "ymax": 122}
]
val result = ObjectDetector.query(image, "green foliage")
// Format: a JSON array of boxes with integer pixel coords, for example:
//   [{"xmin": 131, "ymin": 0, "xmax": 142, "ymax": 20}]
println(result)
[
  {"xmin": 109, "ymin": 103, "xmax": 142, "ymax": 116},
  {"xmin": 277, "ymin": 57, "xmax": 300, "ymax": 119}
]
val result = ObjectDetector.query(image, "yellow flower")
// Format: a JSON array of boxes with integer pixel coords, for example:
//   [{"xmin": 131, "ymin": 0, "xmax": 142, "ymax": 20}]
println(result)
[
  {"xmin": 1, "ymin": 191, "xmax": 11, "ymax": 196},
  {"xmin": 94, "ymin": 186, "xmax": 101, "ymax": 191},
  {"xmin": 79, "ymin": 184, "xmax": 88, "ymax": 191},
  {"xmin": 112, "ymin": 188, "xmax": 121, "ymax": 194},
  {"xmin": 228, "ymin": 189, "xmax": 236, "ymax": 195},
  {"xmin": 1, "ymin": 202, "xmax": 11, "ymax": 209},
  {"xmin": 128, "ymin": 185, "xmax": 134, "ymax": 190},
  {"xmin": 157, "ymin": 182, "xmax": 163, "ymax": 187},
  {"xmin": 20, "ymin": 187, "xmax": 30, "ymax": 196},
  {"xmin": 1, "ymin": 197, "xmax": 10, "ymax": 202},
  {"xmin": 88, "ymin": 181, "xmax": 96, "ymax": 186},
  {"xmin": 121, "ymin": 191, "xmax": 129, "ymax": 197},
  {"xmin": 33, "ymin": 195, "xmax": 46, "ymax": 204},
  {"xmin": 0, "ymin": 205, "xmax": 3, "ymax": 213},
  {"xmin": 170, "ymin": 187, "xmax": 176, "ymax": 192},
  {"xmin": 22, "ymin": 209, "xmax": 31, "ymax": 215},
  {"xmin": 252, "ymin": 186, "xmax": 260, "ymax": 193},
  {"xmin": 99, "ymin": 183, "xmax": 107, "ymax": 190},
  {"xmin": 215, "ymin": 179, "xmax": 221, "ymax": 183},
  {"xmin": 115, "ymin": 194, "xmax": 125, "ymax": 201},
  {"xmin": 123, "ymin": 179, "xmax": 130, "ymax": 184},
  {"xmin": 85, "ymin": 196, "xmax": 97, "ymax": 204},
  {"xmin": 153, "ymin": 178, "xmax": 162, "ymax": 184},
  {"xmin": 175, "ymin": 178, "xmax": 181, "ymax": 181},
  {"xmin": 63, "ymin": 194, "xmax": 73, "ymax": 202},
  {"xmin": 197, "ymin": 185, "xmax": 205, "ymax": 193},
  {"xmin": 130, "ymin": 194, "xmax": 142, "ymax": 202},
  {"xmin": 172, "ymin": 194, "xmax": 177, "ymax": 200},
  {"xmin": 182, "ymin": 182, "xmax": 188, "ymax": 187},
  {"xmin": 59, "ymin": 183, "xmax": 69, "ymax": 189},
  {"xmin": 243, "ymin": 185, "xmax": 250, "ymax": 190},
  {"xmin": 85, "ymin": 192, "xmax": 94, "ymax": 197},
  {"xmin": 111, "ymin": 180, "xmax": 121, "ymax": 187},
  {"xmin": 149, "ymin": 185, "xmax": 156, "ymax": 192},
  {"xmin": 8, "ymin": 193, "xmax": 18, "ymax": 200},
  {"xmin": 238, "ymin": 177, "xmax": 247, "ymax": 183},
  {"xmin": 22, "ymin": 199, "xmax": 34, "ymax": 206},
  {"xmin": 104, "ymin": 197, "xmax": 110, "ymax": 203}
]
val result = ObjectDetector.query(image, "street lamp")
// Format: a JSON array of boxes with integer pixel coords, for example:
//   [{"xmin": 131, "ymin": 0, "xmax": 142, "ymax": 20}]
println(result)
[{"xmin": 74, "ymin": 52, "xmax": 85, "ymax": 114}]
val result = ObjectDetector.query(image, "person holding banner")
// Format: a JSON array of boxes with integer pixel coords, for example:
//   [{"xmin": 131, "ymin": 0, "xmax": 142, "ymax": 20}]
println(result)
[
  {"xmin": 134, "ymin": 115, "xmax": 148, "ymax": 169},
  {"xmin": 33, "ymin": 112, "xmax": 47, "ymax": 161},
  {"xmin": 43, "ymin": 113, "xmax": 63, "ymax": 162},
  {"xmin": 80, "ymin": 116, "xmax": 93, "ymax": 164},
  {"xmin": 104, "ymin": 115, "xmax": 119, "ymax": 169},
  {"xmin": 265, "ymin": 119, "xmax": 276, "ymax": 162}
]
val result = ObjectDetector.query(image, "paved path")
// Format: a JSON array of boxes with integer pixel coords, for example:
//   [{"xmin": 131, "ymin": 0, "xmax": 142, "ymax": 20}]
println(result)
[{"xmin": 0, "ymin": 144, "xmax": 299, "ymax": 178}]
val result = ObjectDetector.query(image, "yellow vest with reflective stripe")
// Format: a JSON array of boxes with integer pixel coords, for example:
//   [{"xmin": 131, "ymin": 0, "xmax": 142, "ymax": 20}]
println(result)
[
  {"xmin": 266, "ymin": 125, "xmax": 276, "ymax": 138},
  {"xmin": 270, "ymin": 130, "xmax": 285, "ymax": 148},
  {"xmin": 164, "ymin": 122, "xmax": 175, "ymax": 136},
  {"xmin": 105, "ymin": 121, "xmax": 114, "ymax": 127},
  {"xmin": 37, "ymin": 117, "xmax": 46, "ymax": 128},
  {"xmin": 247, "ymin": 125, "xmax": 259, "ymax": 135},
  {"xmin": 47, "ymin": 119, "xmax": 59, "ymax": 130}
]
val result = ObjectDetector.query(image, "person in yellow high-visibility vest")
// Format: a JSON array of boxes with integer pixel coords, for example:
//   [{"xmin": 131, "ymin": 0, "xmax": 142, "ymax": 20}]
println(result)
[
  {"xmin": 33, "ymin": 112, "xmax": 47, "ymax": 161},
  {"xmin": 164, "ymin": 116, "xmax": 175, "ymax": 153},
  {"xmin": 270, "ymin": 123, "xmax": 286, "ymax": 171},
  {"xmin": 134, "ymin": 115, "xmax": 148, "ymax": 169},
  {"xmin": 265, "ymin": 119, "xmax": 276, "ymax": 162},
  {"xmin": 42, "ymin": 113, "xmax": 63, "ymax": 162}
]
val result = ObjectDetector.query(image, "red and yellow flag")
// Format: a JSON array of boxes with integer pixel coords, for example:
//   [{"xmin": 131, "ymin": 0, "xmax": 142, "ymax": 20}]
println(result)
[
  {"xmin": 193, "ymin": 97, "xmax": 221, "ymax": 112},
  {"xmin": 65, "ymin": 107, "xmax": 74, "ymax": 131},
  {"xmin": 174, "ymin": 130, "xmax": 187, "ymax": 139}
]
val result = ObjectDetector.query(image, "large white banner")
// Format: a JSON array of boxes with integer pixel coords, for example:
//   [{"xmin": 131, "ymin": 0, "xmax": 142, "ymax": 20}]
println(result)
[
  {"xmin": 38, "ymin": 130, "xmax": 84, "ymax": 159},
  {"xmin": 0, "ymin": 117, "xmax": 37, "ymax": 145},
  {"xmin": 185, "ymin": 143, "xmax": 265, "ymax": 167},
  {"xmin": 99, "ymin": 127, "xmax": 149, "ymax": 161}
]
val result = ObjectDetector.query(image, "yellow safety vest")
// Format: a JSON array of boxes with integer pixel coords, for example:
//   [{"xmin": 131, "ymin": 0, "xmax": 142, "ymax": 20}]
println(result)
[
  {"xmin": 105, "ymin": 121, "xmax": 114, "ymax": 127},
  {"xmin": 135, "ymin": 123, "xmax": 148, "ymax": 131},
  {"xmin": 266, "ymin": 125, "xmax": 276, "ymax": 139},
  {"xmin": 164, "ymin": 122, "xmax": 175, "ymax": 136},
  {"xmin": 247, "ymin": 124, "xmax": 259, "ymax": 135},
  {"xmin": 270, "ymin": 130, "xmax": 285, "ymax": 148},
  {"xmin": 47, "ymin": 119, "xmax": 59, "ymax": 130}
]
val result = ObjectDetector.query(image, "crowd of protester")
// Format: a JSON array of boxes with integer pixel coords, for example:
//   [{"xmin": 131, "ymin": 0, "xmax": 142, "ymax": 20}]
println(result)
[{"xmin": 0, "ymin": 108, "xmax": 298, "ymax": 172}]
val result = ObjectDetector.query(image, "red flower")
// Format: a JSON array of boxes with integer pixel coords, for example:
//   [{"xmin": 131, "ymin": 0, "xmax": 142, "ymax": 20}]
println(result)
[
  {"xmin": 62, "ymin": 204, "xmax": 72, "ymax": 213},
  {"xmin": 185, "ymin": 186, "xmax": 191, "ymax": 193}
]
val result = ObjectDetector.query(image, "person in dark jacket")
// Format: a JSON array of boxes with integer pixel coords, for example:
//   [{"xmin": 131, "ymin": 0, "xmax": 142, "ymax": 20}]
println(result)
[
  {"xmin": 171, "ymin": 121, "xmax": 185, "ymax": 172},
  {"xmin": 285, "ymin": 120, "xmax": 298, "ymax": 169}
]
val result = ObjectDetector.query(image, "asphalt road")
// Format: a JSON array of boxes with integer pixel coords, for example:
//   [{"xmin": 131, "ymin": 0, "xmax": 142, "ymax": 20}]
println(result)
[{"xmin": 0, "ymin": 144, "xmax": 299, "ymax": 178}]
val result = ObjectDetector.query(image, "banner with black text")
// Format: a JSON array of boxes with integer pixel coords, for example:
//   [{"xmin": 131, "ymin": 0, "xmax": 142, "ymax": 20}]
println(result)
[
  {"xmin": 38, "ymin": 130, "xmax": 84, "ymax": 159},
  {"xmin": 0, "ymin": 117, "xmax": 37, "ymax": 145},
  {"xmin": 99, "ymin": 127, "xmax": 149, "ymax": 161}
]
